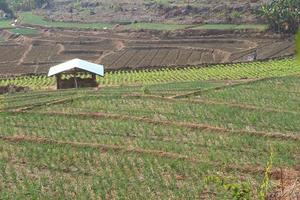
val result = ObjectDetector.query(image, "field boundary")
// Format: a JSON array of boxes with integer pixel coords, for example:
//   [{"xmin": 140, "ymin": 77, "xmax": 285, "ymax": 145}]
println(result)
[
  {"xmin": 10, "ymin": 111, "xmax": 300, "ymax": 141},
  {"xmin": 1, "ymin": 134, "xmax": 299, "ymax": 181}
]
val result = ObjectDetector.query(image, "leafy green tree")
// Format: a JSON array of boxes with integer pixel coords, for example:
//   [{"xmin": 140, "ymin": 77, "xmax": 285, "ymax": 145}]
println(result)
[
  {"xmin": 34, "ymin": 0, "xmax": 48, "ymax": 8},
  {"xmin": 260, "ymin": 0, "xmax": 300, "ymax": 33},
  {"xmin": 0, "ymin": 0, "xmax": 14, "ymax": 18}
]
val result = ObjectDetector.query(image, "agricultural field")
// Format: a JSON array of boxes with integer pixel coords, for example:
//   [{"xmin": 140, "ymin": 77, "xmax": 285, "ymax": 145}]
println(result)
[
  {"xmin": 1, "ymin": 73, "xmax": 300, "ymax": 198},
  {"xmin": 0, "ymin": 26, "xmax": 295, "ymax": 76},
  {"xmin": 0, "ymin": 2, "xmax": 299, "ymax": 197},
  {"xmin": 18, "ymin": 12, "xmax": 268, "ymax": 31},
  {"xmin": 0, "ymin": 58, "xmax": 299, "ymax": 90}
]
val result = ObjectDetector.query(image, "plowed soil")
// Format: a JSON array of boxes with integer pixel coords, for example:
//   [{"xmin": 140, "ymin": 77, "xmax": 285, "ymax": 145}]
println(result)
[{"xmin": 0, "ymin": 28, "xmax": 295, "ymax": 76}]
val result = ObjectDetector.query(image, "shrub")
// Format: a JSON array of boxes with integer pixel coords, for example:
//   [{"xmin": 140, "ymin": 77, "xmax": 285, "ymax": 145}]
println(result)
[{"xmin": 260, "ymin": 0, "xmax": 300, "ymax": 33}]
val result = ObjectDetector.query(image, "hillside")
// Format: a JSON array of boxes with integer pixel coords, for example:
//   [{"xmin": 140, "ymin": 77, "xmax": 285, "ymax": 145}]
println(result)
[
  {"xmin": 11, "ymin": 0, "xmax": 267, "ymax": 24},
  {"xmin": 1, "ymin": 73, "xmax": 300, "ymax": 199}
]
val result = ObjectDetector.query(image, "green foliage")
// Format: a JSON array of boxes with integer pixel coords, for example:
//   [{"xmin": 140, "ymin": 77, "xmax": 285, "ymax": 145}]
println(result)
[
  {"xmin": 0, "ymin": 0, "xmax": 14, "ymax": 18},
  {"xmin": 205, "ymin": 175, "xmax": 252, "ymax": 199},
  {"xmin": 1, "ymin": 58, "xmax": 299, "ymax": 90},
  {"xmin": 191, "ymin": 24, "xmax": 268, "ymax": 31},
  {"xmin": 1, "ymin": 76, "xmax": 300, "ymax": 198},
  {"xmin": 259, "ymin": 146, "xmax": 274, "ymax": 200},
  {"xmin": 15, "ymin": 11, "xmax": 268, "ymax": 31},
  {"xmin": 125, "ymin": 22, "xmax": 190, "ymax": 30},
  {"xmin": 0, "ymin": 19, "xmax": 12, "ymax": 28},
  {"xmin": 34, "ymin": 0, "xmax": 48, "ymax": 9},
  {"xmin": 142, "ymin": 86, "xmax": 151, "ymax": 94},
  {"xmin": 260, "ymin": 0, "xmax": 300, "ymax": 33}
]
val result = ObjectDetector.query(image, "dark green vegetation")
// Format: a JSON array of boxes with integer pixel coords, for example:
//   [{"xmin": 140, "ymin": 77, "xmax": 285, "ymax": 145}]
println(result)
[
  {"xmin": 1, "ymin": 74, "xmax": 300, "ymax": 199},
  {"xmin": 8, "ymin": 27, "xmax": 39, "ymax": 35},
  {"xmin": 260, "ymin": 0, "xmax": 300, "ymax": 33},
  {"xmin": 0, "ymin": 0, "xmax": 14, "ymax": 18},
  {"xmin": 8, "ymin": 0, "xmax": 49, "ymax": 11}
]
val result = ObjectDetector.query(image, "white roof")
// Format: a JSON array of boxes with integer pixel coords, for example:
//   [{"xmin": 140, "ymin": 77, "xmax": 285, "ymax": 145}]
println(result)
[{"xmin": 48, "ymin": 58, "xmax": 104, "ymax": 77}]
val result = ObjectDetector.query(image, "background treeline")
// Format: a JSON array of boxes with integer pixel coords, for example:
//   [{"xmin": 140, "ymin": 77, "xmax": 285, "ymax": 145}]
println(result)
[
  {"xmin": 1, "ymin": 0, "xmax": 50, "ymax": 13},
  {"xmin": 260, "ymin": 0, "xmax": 299, "ymax": 33}
]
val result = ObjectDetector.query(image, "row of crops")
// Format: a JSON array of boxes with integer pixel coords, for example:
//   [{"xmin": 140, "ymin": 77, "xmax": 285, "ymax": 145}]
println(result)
[
  {"xmin": 0, "ymin": 58, "xmax": 299, "ymax": 90},
  {"xmin": 1, "ymin": 75, "xmax": 300, "ymax": 198}
]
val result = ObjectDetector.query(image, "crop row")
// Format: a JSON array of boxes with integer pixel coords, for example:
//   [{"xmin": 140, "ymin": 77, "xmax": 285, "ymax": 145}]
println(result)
[
  {"xmin": 0, "ymin": 58, "xmax": 299, "ymax": 90},
  {"xmin": 1, "ymin": 75, "xmax": 300, "ymax": 198},
  {"xmin": 102, "ymin": 48, "xmax": 219, "ymax": 69}
]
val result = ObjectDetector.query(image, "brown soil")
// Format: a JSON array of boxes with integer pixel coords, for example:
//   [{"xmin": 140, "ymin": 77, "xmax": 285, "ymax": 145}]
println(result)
[
  {"xmin": 41, "ymin": 0, "xmax": 264, "ymax": 25},
  {"xmin": 268, "ymin": 168, "xmax": 300, "ymax": 200},
  {"xmin": 0, "ymin": 85, "xmax": 30, "ymax": 95},
  {"xmin": 0, "ymin": 29, "xmax": 295, "ymax": 76}
]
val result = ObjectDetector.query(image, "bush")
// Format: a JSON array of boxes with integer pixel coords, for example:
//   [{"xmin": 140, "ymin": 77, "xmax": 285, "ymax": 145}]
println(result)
[
  {"xmin": 0, "ymin": 0, "xmax": 14, "ymax": 18},
  {"xmin": 260, "ymin": 0, "xmax": 300, "ymax": 33}
]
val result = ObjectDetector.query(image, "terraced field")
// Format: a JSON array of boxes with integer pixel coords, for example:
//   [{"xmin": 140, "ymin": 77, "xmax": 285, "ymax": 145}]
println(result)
[
  {"xmin": 1, "ymin": 75, "xmax": 300, "ymax": 199},
  {"xmin": 0, "ymin": 28, "xmax": 295, "ymax": 76},
  {"xmin": 1, "ymin": 58, "xmax": 299, "ymax": 90}
]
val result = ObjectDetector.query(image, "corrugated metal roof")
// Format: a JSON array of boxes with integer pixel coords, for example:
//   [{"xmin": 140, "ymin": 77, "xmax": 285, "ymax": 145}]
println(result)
[{"xmin": 48, "ymin": 59, "xmax": 104, "ymax": 77}]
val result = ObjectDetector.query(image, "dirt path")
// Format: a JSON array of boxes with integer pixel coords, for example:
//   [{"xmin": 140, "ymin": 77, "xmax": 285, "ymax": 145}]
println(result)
[
  {"xmin": 57, "ymin": 43, "xmax": 65, "ymax": 54},
  {"xmin": 18, "ymin": 43, "xmax": 32, "ymax": 65},
  {"xmin": 95, "ymin": 40, "xmax": 125, "ymax": 64}
]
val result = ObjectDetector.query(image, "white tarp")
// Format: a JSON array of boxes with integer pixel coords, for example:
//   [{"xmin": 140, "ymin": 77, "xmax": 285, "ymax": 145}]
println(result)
[{"xmin": 48, "ymin": 58, "xmax": 104, "ymax": 77}]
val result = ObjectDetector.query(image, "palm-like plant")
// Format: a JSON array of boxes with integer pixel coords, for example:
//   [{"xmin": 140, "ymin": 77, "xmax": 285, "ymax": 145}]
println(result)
[{"xmin": 260, "ymin": 0, "xmax": 300, "ymax": 33}]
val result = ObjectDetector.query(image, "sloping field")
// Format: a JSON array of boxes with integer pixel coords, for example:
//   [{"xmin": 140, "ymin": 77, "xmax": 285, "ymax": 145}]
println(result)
[
  {"xmin": 1, "ymin": 58, "xmax": 299, "ymax": 90},
  {"xmin": 1, "ymin": 75, "xmax": 300, "ymax": 199},
  {"xmin": 0, "ymin": 29, "xmax": 295, "ymax": 76}
]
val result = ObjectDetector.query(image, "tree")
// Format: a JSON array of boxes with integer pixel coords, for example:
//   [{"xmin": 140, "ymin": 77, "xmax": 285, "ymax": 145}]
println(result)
[
  {"xmin": 35, "ymin": 0, "xmax": 44, "ymax": 8},
  {"xmin": 260, "ymin": 0, "xmax": 300, "ymax": 34},
  {"xmin": 0, "ymin": 0, "xmax": 14, "ymax": 18}
]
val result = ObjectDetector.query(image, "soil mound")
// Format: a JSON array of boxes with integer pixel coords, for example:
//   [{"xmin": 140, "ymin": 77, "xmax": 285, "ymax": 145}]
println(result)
[{"xmin": 0, "ymin": 84, "xmax": 30, "ymax": 94}]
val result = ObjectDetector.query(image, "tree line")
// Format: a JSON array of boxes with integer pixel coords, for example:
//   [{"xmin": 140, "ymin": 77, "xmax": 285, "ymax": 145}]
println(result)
[{"xmin": 0, "ymin": 0, "xmax": 50, "ymax": 17}]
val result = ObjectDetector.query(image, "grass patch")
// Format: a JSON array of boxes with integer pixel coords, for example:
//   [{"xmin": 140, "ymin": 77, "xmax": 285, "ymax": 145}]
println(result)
[
  {"xmin": 192, "ymin": 24, "xmax": 268, "ymax": 31},
  {"xmin": 19, "ymin": 12, "xmax": 112, "ymax": 30},
  {"xmin": 1, "ymin": 58, "xmax": 299, "ymax": 90},
  {"xmin": 125, "ymin": 22, "xmax": 191, "ymax": 30},
  {"xmin": 8, "ymin": 27, "xmax": 39, "ymax": 35},
  {"xmin": 16, "ymin": 12, "xmax": 268, "ymax": 31},
  {"xmin": 0, "ymin": 19, "xmax": 13, "ymax": 29}
]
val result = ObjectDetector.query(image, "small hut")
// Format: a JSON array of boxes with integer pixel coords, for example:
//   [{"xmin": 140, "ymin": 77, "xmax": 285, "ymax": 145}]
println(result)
[{"xmin": 48, "ymin": 58, "xmax": 104, "ymax": 89}]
